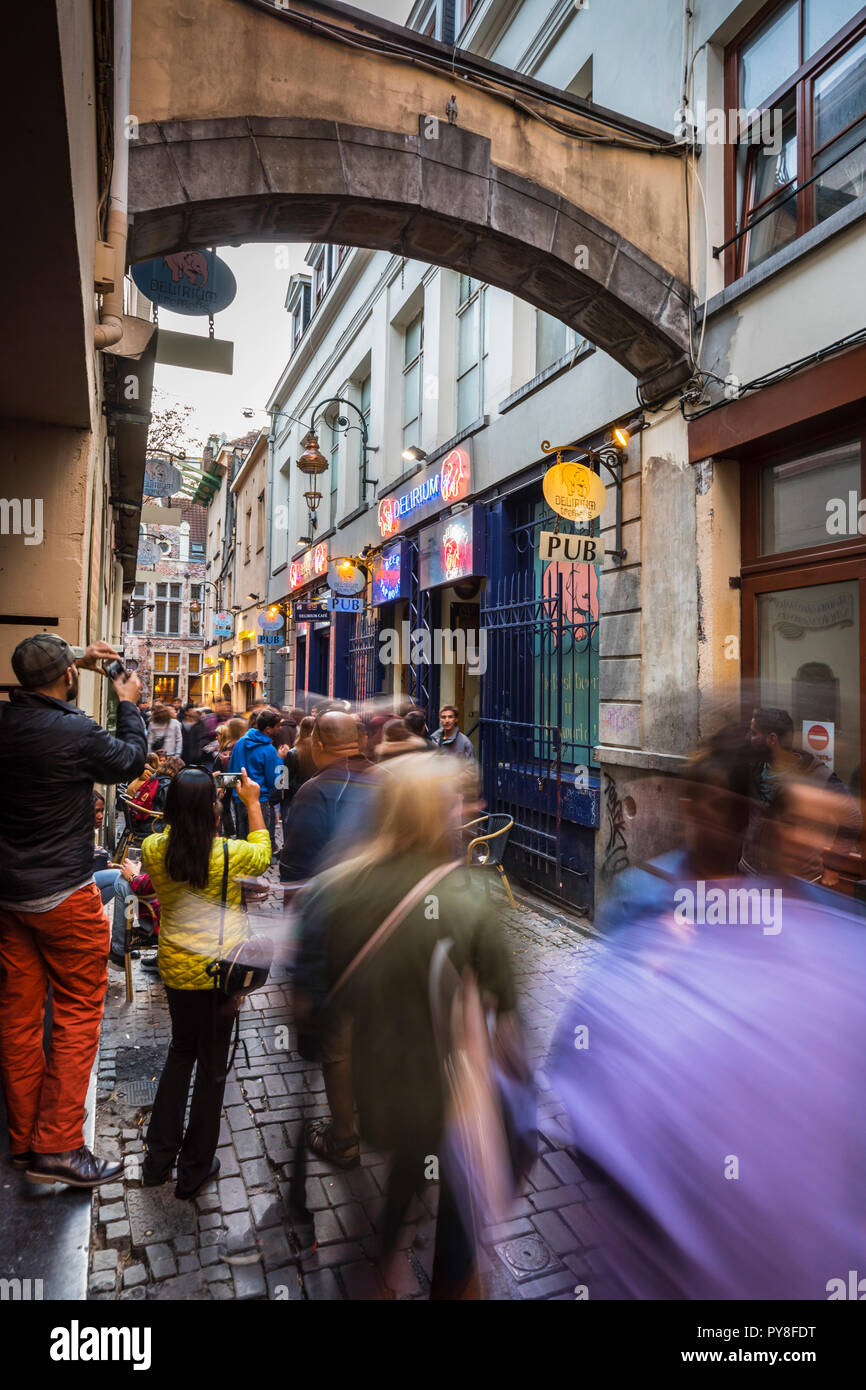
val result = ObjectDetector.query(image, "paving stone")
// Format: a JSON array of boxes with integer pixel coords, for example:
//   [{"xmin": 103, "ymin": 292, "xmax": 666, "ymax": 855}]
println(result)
[
  {"xmin": 99, "ymin": 1201, "xmax": 127, "ymax": 1225},
  {"xmin": 227, "ymin": 1105, "xmax": 254, "ymax": 1132},
  {"xmin": 119, "ymin": 1284, "xmax": 148, "ymax": 1301},
  {"xmin": 92, "ymin": 1249, "xmax": 119, "ymax": 1272},
  {"xmin": 123, "ymin": 1264, "xmax": 147, "ymax": 1288},
  {"xmin": 259, "ymin": 1226, "xmax": 292, "ymax": 1271},
  {"xmin": 215, "ymin": 1145, "xmax": 240, "ymax": 1178},
  {"xmin": 104, "ymin": 1220, "xmax": 131, "ymax": 1247},
  {"xmin": 178, "ymin": 1254, "xmax": 200, "ymax": 1273},
  {"xmin": 250, "ymin": 1193, "xmax": 282, "ymax": 1230},
  {"xmin": 263, "ymin": 1074, "xmax": 287, "ymax": 1097},
  {"xmin": 531, "ymin": 1209, "xmax": 579, "ymax": 1256},
  {"xmin": 199, "ymin": 1228, "xmax": 226, "ymax": 1248},
  {"xmin": 232, "ymin": 1261, "xmax": 267, "ymax": 1300},
  {"xmin": 225, "ymin": 1212, "xmax": 258, "ymax": 1254},
  {"xmin": 89, "ymin": 1269, "xmax": 117, "ymax": 1293},
  {"xmin": 152, "ymin": 1270, "xmax": 212, "ymax": 1300},
  {"xmin": 203, "ymin": 1262, "xmax": 231, "ymax": 1282},
  {"xmin": 232, "ymin": 1128, "xmax": 265, "ymax": 1161},
  {"xmin": 219, "ymin": 1177, "xmax": 249, "ymax": 1214},
  {"xmin": 98, "ymin": 1184, "xmax": 125, "ymax": 1202},
  {"xmin": 543, "ymin": 1149, "xmax": 586, "ymax": 1186},
  {"xmin": 242, "ymin": 1080, "xmax": 265, "ymax": 1099},
  {"xmin": 146, "ymin": 1244, "xmax": 177, "ymax": 1280},
  {"xmin": 529, "ymin": 1184, "xmax": 584, "ymax": 1213},
  {"xmin": 516, "ymin": 1268, "xmax": 577, "ymax": 1300},
  {"xmin": 313, "ymin": 1207, "xmax": 342, "ymax": 1246},
  {"xmin": 336, "ymin": 1203, "xmax": 374, "ymax": 1239},
  {"xmin": 560, "ymin": 1202, "xmax": 604, "ymax": 1248},
  {"xmin": 196, "ymin": 1191, "xmax": 221, "ymax": 1213},
  {"xmin": 209, "ymin": 1282, "xmax": 234, "ymax": 1300},
  {"xmin": 307, "ymin": 1240, "xmax": 366, "ymax": 1268},
  {"xmin": 240, "ymin": 1157, "xmax": 273, "ymax": 1190},
  {"xmin": 199, "ymin": 1212, "xmax": 223, "ymax": 1230},
  {"xmin": 173, "ymin": 1234, "xmax": 196, "ymax": 1255},
  {"xmin": 267, "ymin": 1268, "xmax": 304, "ymax": 1299},
  {"xmin": 260, "ymin": 1125, "xmax": 290, "ymax": 1163}
]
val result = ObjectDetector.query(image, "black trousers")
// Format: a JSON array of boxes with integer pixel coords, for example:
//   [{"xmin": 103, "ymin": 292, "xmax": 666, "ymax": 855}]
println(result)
[
  {"xmin": 382, "ymin": 1147, "xmax": 476, "ymax": 1299},
  {"xmin": 144, "ymin": 986, "xmax": 239, "ymax": 1190}
]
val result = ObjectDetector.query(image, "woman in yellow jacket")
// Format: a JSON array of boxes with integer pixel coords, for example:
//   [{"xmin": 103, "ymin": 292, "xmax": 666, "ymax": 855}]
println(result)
[{"xmin": 140, "ymin": 766, "xmax": 271, "ymax": 1200}]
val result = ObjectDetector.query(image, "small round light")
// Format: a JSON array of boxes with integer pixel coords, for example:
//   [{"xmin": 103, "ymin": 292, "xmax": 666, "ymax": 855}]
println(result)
[{"xmin": 612, "ymin": 426, "xmax": 630, "ymax": 449}]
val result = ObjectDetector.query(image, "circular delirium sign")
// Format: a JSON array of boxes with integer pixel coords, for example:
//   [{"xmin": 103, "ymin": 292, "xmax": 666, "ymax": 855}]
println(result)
[{"xmin": 542, "ymin": 462, "xmax": 607, "ymax": 523}]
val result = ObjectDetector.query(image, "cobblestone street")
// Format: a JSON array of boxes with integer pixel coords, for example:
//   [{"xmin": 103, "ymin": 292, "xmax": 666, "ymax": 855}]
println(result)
[{"xmin": 87, "ymin": 878, "xmax": 608, "ymax": 1301}]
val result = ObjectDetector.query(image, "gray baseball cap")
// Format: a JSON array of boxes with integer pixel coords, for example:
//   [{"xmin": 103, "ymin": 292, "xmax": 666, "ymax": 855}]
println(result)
[{"xmin": 12, "ymin": 634, "xmax": 86, "ymax": 690}]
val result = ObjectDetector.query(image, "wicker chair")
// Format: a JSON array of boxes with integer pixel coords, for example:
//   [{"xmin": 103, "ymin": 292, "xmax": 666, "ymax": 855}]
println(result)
[
  {"xmin": 114, "ymin": 793, "xmax": 165, "ymax": 862},
  {"xmin": 462, "ymin": 813, "xmax": 518, "ymax": 909}
]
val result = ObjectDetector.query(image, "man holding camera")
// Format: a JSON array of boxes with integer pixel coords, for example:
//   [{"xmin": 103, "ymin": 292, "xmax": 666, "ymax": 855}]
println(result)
[{"xmin": 0, "ymin": 634, "xmax": 146, "ymax": 1187}]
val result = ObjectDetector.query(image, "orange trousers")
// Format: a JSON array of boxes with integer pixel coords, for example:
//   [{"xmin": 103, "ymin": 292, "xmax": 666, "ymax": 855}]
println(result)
[{"xmin": 0, "ymin": 883, "xmax": 109, "ymax": 1154}]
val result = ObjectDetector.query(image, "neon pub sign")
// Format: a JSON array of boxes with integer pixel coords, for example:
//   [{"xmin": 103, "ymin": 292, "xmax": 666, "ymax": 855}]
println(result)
[
  {"xmin": 377, "ymin": 447, "xmax": 470, "ymax": 538},
  {"xmin": 288, "ymin": 541, "xmax": 328, "ymax": 592}
]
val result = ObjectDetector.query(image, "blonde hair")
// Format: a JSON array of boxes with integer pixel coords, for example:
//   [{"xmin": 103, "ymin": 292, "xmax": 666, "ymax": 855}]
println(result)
[{"xmin": 337, "ymin": 752, "xmax": 465, "ymax": 881}]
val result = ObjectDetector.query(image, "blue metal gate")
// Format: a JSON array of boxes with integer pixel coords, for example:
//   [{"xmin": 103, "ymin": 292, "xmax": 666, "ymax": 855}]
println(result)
[
  {"xmin": 480, "ymin": 496, "xmax": 600, "ymax": 908},
  {"xmin": 346, "ymin": 609, "xmax": 380, "ymax": 705}
]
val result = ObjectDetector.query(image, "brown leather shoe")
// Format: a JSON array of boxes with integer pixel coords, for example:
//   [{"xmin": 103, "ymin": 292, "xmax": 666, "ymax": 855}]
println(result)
[{"xmin": 26, "ymin": 1146, "xmax": 124, "ymax": 1188}]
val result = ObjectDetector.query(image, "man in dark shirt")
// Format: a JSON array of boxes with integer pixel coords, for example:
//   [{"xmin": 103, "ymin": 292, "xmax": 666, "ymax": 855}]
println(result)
[
  {"xmin": 279, "ymin": 712, "xmax": 376, "ymax": 883},
  {"xmin": 0, "ymin": 634, "xmax": 146, "ymax": 1188}
]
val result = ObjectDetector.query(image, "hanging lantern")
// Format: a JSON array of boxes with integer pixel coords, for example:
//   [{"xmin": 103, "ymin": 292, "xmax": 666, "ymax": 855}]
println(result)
[{"xmin": 297, "ymin": 431, "xmax": 327, "ymax": 518}]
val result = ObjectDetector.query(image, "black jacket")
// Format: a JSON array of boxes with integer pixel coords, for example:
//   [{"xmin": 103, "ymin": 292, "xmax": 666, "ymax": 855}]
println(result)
[
  {"xmin": 0, "ymin": 690, "xmax": 147, "ymax": 903},
  {"xmin": 279, "ymin": 757, "xmax": 377, "ymax": 883}
]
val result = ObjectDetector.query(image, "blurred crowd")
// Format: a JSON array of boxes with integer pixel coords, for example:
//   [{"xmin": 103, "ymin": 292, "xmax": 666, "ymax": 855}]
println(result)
[{"xmin": 1, "ymin": 629, "xmax": 864, "ymax": 1300}]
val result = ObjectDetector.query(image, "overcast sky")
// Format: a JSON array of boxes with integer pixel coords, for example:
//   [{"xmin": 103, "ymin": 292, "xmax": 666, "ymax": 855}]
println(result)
[{"xmin": 151, "ymin": 0, "xmax": 414, "ymax": 453}]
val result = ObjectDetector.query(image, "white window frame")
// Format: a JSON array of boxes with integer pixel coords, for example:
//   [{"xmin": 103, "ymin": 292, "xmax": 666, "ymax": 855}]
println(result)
[{"xmin": 456, "ymin": 276, "xmax": 488, "ymax": 432}]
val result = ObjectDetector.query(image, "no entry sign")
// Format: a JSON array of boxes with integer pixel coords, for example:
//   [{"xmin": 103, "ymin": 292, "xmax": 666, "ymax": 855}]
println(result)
[{"xmin": 802, "ymin": 719, "xmax": 834, "ymax": 770}]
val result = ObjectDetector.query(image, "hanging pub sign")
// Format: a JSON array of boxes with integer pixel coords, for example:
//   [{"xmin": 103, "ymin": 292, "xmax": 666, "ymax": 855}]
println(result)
[
  {"xmin": 288, "ymin": 542, "xmax": 329, "ymax": 592},
  {"xmin": 212, "ymin": 612, "xmax": 233, "ymax": 639},
  {"xmin": 131, "ymin": 250, "xmax": 237, "ymax": 316},
  {"xmin": 328, "ymin": 594, "xmax": 363, "ymax": 613},
  {"xmin": 370, "ymin": 540, "xmax": 410, "ymax": 606},
  {"xmin": 538, "ymin": 530, "xmax": 605, "ymax": 564},
  {"xmin": 542, "ymin": 460, "xmax": 607, "ymax": 524},
  {"xmin": 257, "ymin": 610, "xmax": 285, "ymax": 646},
  {"xmin": 327, "ymin": 559, "xmax": 366, "ymax": 595},
  {"xmin": 377, "ymin": 445, "xmax": 471, "ymax": 538},
  {"xmin": 143, "ymin": 457, "xmax": 184, "ymax": 498},
  {"xmin": 293, "ymin": 600, "xmax": 329, "ymax": 625},
  {"xmin": 419, "ymin": 506, "xmax": 485, "ymax": 591}
]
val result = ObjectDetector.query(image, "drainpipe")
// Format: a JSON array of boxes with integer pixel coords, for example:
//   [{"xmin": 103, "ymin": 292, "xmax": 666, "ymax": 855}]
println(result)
[{"xmin": 95, "ymin": 0, "xmax": 131, "ymax": 350}]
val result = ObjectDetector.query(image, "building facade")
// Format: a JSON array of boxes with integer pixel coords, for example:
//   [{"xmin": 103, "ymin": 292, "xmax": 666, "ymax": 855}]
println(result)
[
  {"xmin": 123, "ymin": 497, "xmax": 207, "ymax": 705},
  {"xmin": 259, "ymin": 0, "xmax": 866, "ymax": 912}
]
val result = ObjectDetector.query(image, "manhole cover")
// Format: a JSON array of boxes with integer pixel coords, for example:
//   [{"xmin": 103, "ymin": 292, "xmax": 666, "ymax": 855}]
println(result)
[
  {"xmin": 128, "ymin": 1186, "xmax": 196, "ymax": 1246},
  {"xmin": 121, "ymin": 1078, "xmax": 159, "ymax": 1107},
  {"xmin": 493, "ymin": 1234, "xmax": 560, "ymax": 1283}
]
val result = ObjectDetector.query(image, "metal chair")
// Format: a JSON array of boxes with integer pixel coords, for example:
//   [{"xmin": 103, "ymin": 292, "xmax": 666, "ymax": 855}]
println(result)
[
  {"xmin": 462, "ymin": 813, "xmax": 519, "ymax": 909},
  {"xmin": 114, "ymin": 794, "xmax": 164, "ymax": 862}
]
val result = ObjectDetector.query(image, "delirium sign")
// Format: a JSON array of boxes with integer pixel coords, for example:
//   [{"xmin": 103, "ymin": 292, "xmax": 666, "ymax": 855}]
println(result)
[{"xmin": 377, "ymin": 447, "xmax": 470, "ymax": 538}]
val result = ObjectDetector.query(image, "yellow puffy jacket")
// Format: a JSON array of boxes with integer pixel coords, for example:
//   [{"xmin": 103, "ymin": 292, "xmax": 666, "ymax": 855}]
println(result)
[{"xmin": 140, "ymin": 829, "xmax": 272, "ymax": 990}]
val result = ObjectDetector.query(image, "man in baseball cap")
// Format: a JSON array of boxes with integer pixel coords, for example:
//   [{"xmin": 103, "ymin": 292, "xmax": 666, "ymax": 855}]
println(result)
[{"xmin": 0, "ymin": 633, "xmax": 147, "ymax": 1188}]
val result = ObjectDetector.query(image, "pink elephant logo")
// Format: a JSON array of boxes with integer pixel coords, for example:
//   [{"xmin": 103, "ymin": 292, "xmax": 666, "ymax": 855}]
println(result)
[{"xmin": 163, "ymin": 251, "xmax": 209, "ymax": 286}]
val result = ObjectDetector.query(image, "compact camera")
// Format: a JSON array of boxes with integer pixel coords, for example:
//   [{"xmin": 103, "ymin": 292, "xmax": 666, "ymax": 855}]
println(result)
[
  {"xmin": 103, "ymin": 659, "xmax": 127, "ymax": 681},
  {"xmin": 215, "ymin": 772, "xmax": 242, "ymax": 788}
]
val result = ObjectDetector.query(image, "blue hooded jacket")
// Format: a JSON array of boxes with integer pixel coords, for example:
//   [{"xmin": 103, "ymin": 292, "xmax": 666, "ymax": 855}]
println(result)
[{"xmin": 228, "ymin": 727, "xmax": 282, "ymax": 804}]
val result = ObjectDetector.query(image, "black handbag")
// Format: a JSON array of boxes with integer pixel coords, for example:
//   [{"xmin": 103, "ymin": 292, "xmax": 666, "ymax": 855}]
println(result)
[{"xmin": 206, "ymin": 842, "xmax": 273, "ymax": 996}]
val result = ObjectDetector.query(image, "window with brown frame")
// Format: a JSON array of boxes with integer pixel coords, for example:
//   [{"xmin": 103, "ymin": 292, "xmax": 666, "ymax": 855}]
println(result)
[{"xmin": 725, "ymin": 1, "xmax": 866, "ymax": 282}]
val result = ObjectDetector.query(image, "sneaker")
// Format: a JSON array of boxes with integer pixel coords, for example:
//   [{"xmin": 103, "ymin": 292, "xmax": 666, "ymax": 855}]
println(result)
[{"xmin": 26, "ymin": 1146, "xmax": 124, "ymax": 1188}]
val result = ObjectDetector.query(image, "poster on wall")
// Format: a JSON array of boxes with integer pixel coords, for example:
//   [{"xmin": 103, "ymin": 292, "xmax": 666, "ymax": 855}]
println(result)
[{"xmin": 418, "ymin": 506, "xmax": 485, "ymax": 590}]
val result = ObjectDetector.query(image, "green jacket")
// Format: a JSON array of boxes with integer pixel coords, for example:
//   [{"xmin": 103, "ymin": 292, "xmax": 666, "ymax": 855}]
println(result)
[{"xmin": 141, "ymin": 829, "xmax": 271, "ymax": 989}]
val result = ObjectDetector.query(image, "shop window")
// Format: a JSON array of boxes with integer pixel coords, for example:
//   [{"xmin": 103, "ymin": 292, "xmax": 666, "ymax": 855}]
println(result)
[
  {"xmin": 727, "ymin": 1, "xmax": 866, "ymax": 279},
  {"xmin": 759, "ymin": 438, "xmax": 861, "ymax": 554},
  {"xmin": 456, "ymin": 276, "xmax": 488, "ymax": 431}
]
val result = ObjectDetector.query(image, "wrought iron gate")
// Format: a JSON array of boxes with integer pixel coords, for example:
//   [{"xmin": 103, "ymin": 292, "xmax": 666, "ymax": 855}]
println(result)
[
  {"xmin": 346, "ymin": 609, "xmax": 380, "ymax": 705},
  {"xmin": 480, "ymin": 498, "xmax": 600, "ymax": 908},
  {"xmin": 405, "ymin": 535, "xmax": 439, "ymax": 717}
]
